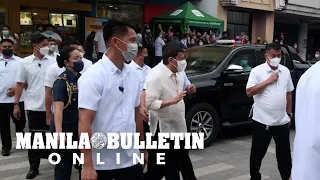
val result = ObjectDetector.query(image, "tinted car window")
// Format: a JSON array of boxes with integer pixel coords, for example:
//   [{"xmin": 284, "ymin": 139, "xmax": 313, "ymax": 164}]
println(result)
[
  {"xmin": 228, "ymin": 49, "xmax": 256, "ymax": 72},
  {"xmin": 186, "ymin": 46, "xmax": 230, "ymax": 72}
]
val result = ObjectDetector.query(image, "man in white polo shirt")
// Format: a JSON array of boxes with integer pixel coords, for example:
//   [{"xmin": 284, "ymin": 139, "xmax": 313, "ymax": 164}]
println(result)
[
  {"xmin": 0, "ymin": 39, "xmax": 26, "ymax": 156},
  {"xmin": 13, "ymin": 34, "xmax": 55, "ymax": 179},
  {"xmin": 246, "ymin": 43, "xmax": 293, "ymax": 180},
  {"xmin": 79, "ymin": 19, "xmax": 144, "ymax": 180}
]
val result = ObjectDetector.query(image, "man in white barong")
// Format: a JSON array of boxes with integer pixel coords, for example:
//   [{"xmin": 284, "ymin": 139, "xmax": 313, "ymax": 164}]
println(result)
[{"xmin": 291, "ymin": 61, "xmax": 320, "ymax": 180}]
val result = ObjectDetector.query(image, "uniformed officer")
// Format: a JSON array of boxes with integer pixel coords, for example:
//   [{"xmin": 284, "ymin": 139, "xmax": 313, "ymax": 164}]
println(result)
[{"xmin": 52, "ymin": 46, "xmax": 83, "ymax": 180}]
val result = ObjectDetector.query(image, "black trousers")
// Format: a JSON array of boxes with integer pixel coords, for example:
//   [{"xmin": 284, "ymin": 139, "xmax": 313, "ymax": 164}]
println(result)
[
  {"xmin": 0, "ymin": 102, "xmax": 26, "ymax": 150},
  {"xmin": 96, "ymin": 164, "xmax": 143, "ymax": 180},
  {"xmin": 250, "ymin": 121, "xmax": 292, "ymax": 180},
  {"xmin": 97, "ymin": 52, "xmax": 104, "ymax": 61},
  {"xmin": 27, "ymin": 111, "xmax": 47, "ymax": 170},
  {"xmin": 54, "ymin": 132, "xmax": 81, "ymax": 180},
  {"xmin": 146, "ymin": 128, "xmax": 197, "ymax": 180}
]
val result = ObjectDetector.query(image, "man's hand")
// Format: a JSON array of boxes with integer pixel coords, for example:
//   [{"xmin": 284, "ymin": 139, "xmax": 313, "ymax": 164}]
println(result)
[
  {"xmin": 172, "ymin": 91, "xmax": 187, "ymax": 104},
  {"xmin": 81, "ymin": 165, "xmax": 98, "ymax": 180},
  {"xmin": 46, "ymin": 113, "xmax": 52, "ymax": 126},
  {"xmin": 141, "ymin": 150, "xmax": 148, "ymax": 169},
  {"xmin": 140, "ymin": 106, "xmax": 149, "ymax": 123},
  {"xmin": 266, "ymin": 73, "xmax": 279, "ymax": 84},
  {"xmin": 6, "ymin": 88, "xmax": 15, "ymax": 97},
  {"xmin": 186, "ymin": 84, "xmax": 196, "ymax": 94},
  {"xmin": 13, "ymin": 105, "xmax": 21, "ymax": 120}
]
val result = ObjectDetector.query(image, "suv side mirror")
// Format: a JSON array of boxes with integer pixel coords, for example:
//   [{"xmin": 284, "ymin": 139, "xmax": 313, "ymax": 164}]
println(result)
[{"xmin": 225, "ymin": 64, "xmax": 244, "ymax": 73}]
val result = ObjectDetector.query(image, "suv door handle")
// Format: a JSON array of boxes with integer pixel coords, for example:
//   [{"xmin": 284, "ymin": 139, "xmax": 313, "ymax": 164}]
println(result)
[{"xmin": 224, "ymin": 83, "xmax": 233, "ymax": 87}]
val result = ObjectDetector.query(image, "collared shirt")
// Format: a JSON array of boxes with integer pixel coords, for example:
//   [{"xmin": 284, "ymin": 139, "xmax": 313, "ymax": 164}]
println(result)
[
  {"xmin": 52, "ymin": 69, "xmax": 81, "ymax": 132},
  {"xmin": 292, "ymin": 61, "xmax": 320, "ymax": 179},
  {"xmin": 246, "ymin": 63, "xmax": 294, "ymax": 126},
  {"xmin": 49, "ymin": 52, "xmax": 59, "ymax": 59},
  {"xmin": 15, "ymin": 54, "xmax": 56, "ymax": 111},
  {"xmin": 155, "ymin": 37, "xmax": 165, "ymax": 57},
  {"xmin": 146, "ymin": 64, "xmax": 187, "ymax": 134},
  {"xmin": 78, "ymin": 54, "xmax": 142, "ymax": 170},
  {"xmin": 144, "ymin": 60, "xmax": 190, "ymax": 91},
  {"xmin": 44, "ymin": 59, "xmax": 92, "ymax": 88},
  {"xmin": 129, "ymin": 60, "xmax": 150, "ymax": 87},
  {"xmin": 0, "ymin": 55, "xmax": 24, "ymax": 103},
  {"xmin": 94, "ymin": 30, "xmax": 107, "ymax": 54}
]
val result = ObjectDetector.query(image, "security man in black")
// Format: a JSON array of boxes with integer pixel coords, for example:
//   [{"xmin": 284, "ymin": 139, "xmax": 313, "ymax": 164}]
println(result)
[{"xmin": 51, "ymin": 47, "xmax": 83, "ymax": 180}]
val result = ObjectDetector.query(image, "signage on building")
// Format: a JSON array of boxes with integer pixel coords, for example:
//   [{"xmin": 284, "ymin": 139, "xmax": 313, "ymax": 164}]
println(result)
[{"xmin": 220, "ymin": 0, "xmax": 237, "ymax": 6}]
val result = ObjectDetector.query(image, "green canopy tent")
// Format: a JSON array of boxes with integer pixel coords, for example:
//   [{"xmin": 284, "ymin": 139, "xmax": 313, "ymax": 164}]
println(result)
[{"xmin": 153, "ymin": 1, "xmax": 224, "ymax": 34}]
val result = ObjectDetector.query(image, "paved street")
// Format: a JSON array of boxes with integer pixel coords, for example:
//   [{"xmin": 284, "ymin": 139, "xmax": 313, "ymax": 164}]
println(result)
[{"xmin": 0, "ymin": 123, "xmax": 295, "ymax": 180}]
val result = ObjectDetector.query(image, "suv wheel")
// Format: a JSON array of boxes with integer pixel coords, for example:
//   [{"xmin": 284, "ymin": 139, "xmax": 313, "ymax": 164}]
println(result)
[{"xmin": 186, "ymin": 103, "xmax": 220, "ymax": 147}]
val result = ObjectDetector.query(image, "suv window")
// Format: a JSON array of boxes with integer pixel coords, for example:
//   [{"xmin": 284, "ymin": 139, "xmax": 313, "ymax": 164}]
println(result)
[
  {"xmin": 186, "ymin": 46, "xmax": 230, "ymax": 72},
  {"xmin": 228, "ymin": 49, "xmax": 256, "ymax": 72}
]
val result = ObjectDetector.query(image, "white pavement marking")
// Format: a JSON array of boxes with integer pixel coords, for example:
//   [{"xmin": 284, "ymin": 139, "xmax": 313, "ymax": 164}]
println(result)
[
  {"xmin": 194, "ymin": 163, "xmax": 235, "ymax": 177},
  {"xmin": 224, "ymin": 139, "xmax": 276, "ymax": 154},
  {"xmin": 1, "ymin": 168, "xmax": 77, "ymax": 180},
  {"xmin": 190, "ymin": 154, "xmax": 204, "ymax": 162},
  {"xmin": 0, "ymin": 150, "xmax": 27, "ymax": 160},
  {"xmin": 226, "ymin": 174, "xmax": 269, "ymax": 180},
  {"xmin": 0, "ymin": 159, "xmax": 50, "ymax": 172}
]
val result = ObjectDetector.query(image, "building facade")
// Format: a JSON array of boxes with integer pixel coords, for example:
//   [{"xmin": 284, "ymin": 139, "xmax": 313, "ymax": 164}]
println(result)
[{"xmin": 275, "ymin": 0, "xmax": 320, "ymax": 60}]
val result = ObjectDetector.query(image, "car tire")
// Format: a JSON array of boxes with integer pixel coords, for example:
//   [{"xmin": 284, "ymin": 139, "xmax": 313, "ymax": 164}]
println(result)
[{"xmin": 186, "ymin": 103, "xmax": 220, "ymax": 147}]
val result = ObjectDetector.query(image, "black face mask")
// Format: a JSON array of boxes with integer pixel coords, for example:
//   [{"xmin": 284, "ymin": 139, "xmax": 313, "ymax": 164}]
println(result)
[
  {"xmin": 73, "ymin": 60, "xmax": 84, "ymax": 73},
  {"xmin": 2, "ymin": 49, "xmax": 13, "ymax": 57}
]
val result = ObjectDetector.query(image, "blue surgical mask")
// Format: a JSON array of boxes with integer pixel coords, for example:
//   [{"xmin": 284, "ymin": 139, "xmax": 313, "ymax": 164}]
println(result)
[
  {"xmin": 46, "ymin": 30, "xmax": 54, "ymax": 35},
  {"xmin": 2, "ymin": 30, "xmax": 9, "ymax": 36}
]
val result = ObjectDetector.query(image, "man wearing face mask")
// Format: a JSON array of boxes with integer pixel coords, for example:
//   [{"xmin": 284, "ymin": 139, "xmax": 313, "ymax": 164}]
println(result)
[
  {"xmin": 313, "ymin": 50, "xmax": 320, "ymax": 61},
  {"xmin": 41, "ymin": 24, "xmax": 62, "ymax": 44},
  {"xmin": 13, "ymin": 34, "xmax": 56, "ymax": 179},
  {"xmin": 48, "ymin": 38, "xmax": 59, "ymax": 58},
  {"xmin": 78, "ymin": 19, "xmax": 145, "ymax": 180},
  {"xmin": 154, "ymin": 31, "xmax": 165, "ymax": 66},
  {"xmin": 77, "ymin": 44, "xmax": 93, "ymax": 71},
  {"xmin": 246, "ymin": 43, "xmax": 293, "ymax": 180},
  {"xmin": 145, "ymin": 42, "xmax": 197, "ymax": 180},
  {"xmin": 0, "ymin": 39, "xmax": 26, "ymax": 157}
]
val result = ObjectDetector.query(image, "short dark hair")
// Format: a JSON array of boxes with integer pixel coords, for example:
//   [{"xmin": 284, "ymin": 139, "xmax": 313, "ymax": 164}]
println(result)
[
  {"xmin": 58, "ymin": 40, "xmax": 77, "ymax": 52},
  {"xmin": 163, "ymin": 41, "xmax": 185, "ymax": 65},
  {"xmin": 46, "ymin": 24, "xmax": 55, "ymax": 29},
  {"xmin": 56, "ymin": 47, "xmax": 76, "ymax": 68},
  {"xmin": 48, "ymin": 38, "xmax": 56, "ymax": 42},
  {"xmin": 1, "ymin": 38, "xmax": 14, "ymax": 45},
  {"xmin": 103, "ymin": 19, "xmax": 135, "ymax": 43},
  {"xmin": 2, "ymin": 25, "xmax": 10, "ymax": 30},
  {"xmin": 266, "ymin": 43, "xmax": 281, "ymax": 52},
  {"xmin": 31, "ymin": 34, "xmax": 48, "ymax": 45}
]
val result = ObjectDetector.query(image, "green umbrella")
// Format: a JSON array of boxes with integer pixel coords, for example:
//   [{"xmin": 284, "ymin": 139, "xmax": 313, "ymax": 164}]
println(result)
[{"xmin": 153, "ymin": 1, "xmax": 224, "ymax": 33}]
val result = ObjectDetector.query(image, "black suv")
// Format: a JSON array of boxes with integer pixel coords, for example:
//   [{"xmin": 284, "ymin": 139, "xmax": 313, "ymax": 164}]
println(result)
[{"xmin": 184, "ymin": 43, "xmax": 311, "ymax": 147}]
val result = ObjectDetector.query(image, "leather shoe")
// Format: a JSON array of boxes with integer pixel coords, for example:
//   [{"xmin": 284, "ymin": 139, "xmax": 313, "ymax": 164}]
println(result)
[
  {"xmin": 26, "ymin": 169, "xmax": 39, "ymax": 179},
  {"xmin": 1, "ymin": 150, "xmax": 10, "ymax": 156}
]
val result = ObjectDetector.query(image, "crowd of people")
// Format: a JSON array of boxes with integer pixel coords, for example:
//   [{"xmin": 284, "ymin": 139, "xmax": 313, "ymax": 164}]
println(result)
[{"xmin": 0, "ymin": 17, "xmax": 320, "ymax": 180}]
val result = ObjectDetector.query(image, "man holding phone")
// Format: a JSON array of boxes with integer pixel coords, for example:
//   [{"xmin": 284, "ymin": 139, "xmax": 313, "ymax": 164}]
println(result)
[{"xmin": 246, "ymin": 43, "xmax": 293, "ymax": 180}]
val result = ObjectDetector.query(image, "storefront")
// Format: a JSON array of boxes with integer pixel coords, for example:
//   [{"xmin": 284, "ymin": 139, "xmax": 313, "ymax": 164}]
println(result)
[{"xmin": 3, "ymin": 0, "xmax": 92, "ymax": 56}]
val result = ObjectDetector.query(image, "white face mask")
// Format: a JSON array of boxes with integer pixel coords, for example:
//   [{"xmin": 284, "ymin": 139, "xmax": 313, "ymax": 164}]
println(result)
[
  {"xmin": 268, "ymin": 56, "xmax": 281, "ymax": 67},
  {"xmin": 37, "ymin": 45, "xmax": 50, "ymax": 56},
  {"xmin": 80, "ymin": 52, "xmax": 85, "ymax": 57},
  {"xmin": 117, "ymin": 38, "xmax": 138, "ymax": 62},
  {"xmin": 49, "ymin": 45, "xmax": 56, "ymax": 52},
  {"xmin": 174, "ymin": 59, "xmax": 187, "ymax": 72},
  {"xmin": 199, "ymin": 42, "xmax": 203, "ymax": 46},
  {"xmin": 315, "ymin": 54, "xmax": 319, "ymax": 58}
]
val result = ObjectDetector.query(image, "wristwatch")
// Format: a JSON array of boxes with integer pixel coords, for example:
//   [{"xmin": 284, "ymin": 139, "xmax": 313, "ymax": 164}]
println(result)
[
  {"xmin": 13, "ymin": 103, "xmax": 19, "ymax": 106},
  {"xmin": 287, "ymin": 113, "xmax": 293, "ymax": 118}
]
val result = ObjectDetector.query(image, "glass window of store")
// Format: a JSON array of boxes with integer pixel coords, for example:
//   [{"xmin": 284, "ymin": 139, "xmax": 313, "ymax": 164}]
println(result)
[
  {"xmin": 227, "ymin": 11, "xmax": 251, "ymax": 40},
  {"xmin": 97, "ymin": 1, "xmax": 143, "ymax": 28}
]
